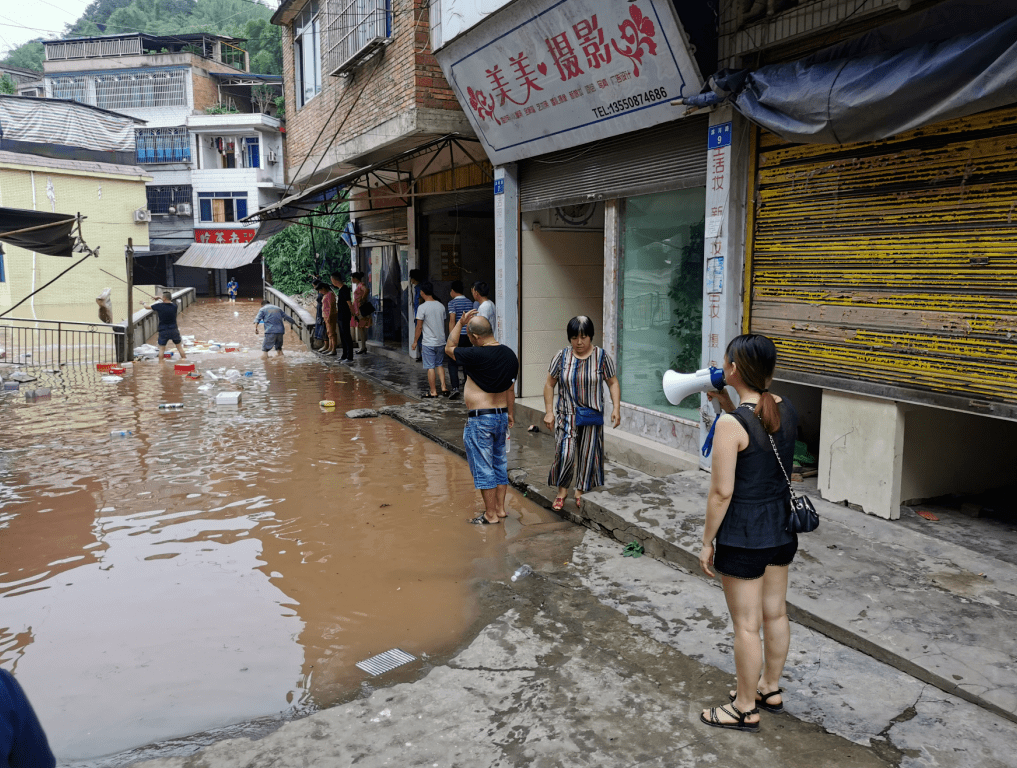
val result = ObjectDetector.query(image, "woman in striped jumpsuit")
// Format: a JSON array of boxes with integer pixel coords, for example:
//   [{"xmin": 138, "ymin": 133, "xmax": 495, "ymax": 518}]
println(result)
[{"xmin": 543, "ymin": 316, "xmax": 622, "ymax": 511}]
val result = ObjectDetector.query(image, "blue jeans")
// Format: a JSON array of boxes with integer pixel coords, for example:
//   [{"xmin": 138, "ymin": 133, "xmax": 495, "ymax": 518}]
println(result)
[{"xmin": 463, "ymin": 413, "xmax": 508, "ymax": 490}]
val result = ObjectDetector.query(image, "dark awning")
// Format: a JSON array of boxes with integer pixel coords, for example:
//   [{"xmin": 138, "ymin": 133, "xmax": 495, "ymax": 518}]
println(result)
[
  {"xmin": 0, "ymin": 207, "xmax": 77, "ymax": 257},
  {"xmin": 679, "ymin": 0, "xmax": 1017, "ymax": 145},
  {"xmin": 244, "ymin": 133, "xmax": 488, "ymax": 242}
]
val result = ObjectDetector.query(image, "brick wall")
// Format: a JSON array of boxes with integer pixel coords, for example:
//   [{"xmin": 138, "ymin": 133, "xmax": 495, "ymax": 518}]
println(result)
[
  {"xmin": 282, "ymin": 0, "xmax": 465, "ymax": 185},
  {"xmin": 191, "ymin": 68, "xmax": 221, "ymax": 112}
]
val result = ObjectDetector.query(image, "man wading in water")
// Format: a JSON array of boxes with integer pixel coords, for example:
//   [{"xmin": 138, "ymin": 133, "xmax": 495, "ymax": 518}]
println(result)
[{"xmin": 445, "ymin": 309, "xmax": 518, "ymax": 524}]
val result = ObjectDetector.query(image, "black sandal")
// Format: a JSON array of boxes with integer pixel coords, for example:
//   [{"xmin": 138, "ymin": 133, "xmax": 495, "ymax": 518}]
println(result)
[
  {"xmin": 469, "ymin": 514, "xmax": 499, "ymax": 525},
  {"xmin": 700, "ymin": 703, "xmax": 760, "ymax": 732},
  {"xmin": 729, "ymin": 688, "xmax": 784, "ymax": 713}
]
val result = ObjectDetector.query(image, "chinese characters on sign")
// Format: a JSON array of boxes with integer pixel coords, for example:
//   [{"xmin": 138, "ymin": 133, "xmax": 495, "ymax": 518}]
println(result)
[
  {"xmin": 436, "ymin": 0, "xmax": 702, "ymax": 164},
  {"xmin": 704, "ymin": 122, "xmax": 731, "ymax": 370},
  {"xmin": 195, "ymin": 228, "xmax": 255, "ymax": 245}
]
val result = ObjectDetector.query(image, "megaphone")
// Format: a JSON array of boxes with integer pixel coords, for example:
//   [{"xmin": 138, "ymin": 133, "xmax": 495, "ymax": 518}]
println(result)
[{"xmin": 662, "ymin": 366, "xmax": 726, "ymax": 405}]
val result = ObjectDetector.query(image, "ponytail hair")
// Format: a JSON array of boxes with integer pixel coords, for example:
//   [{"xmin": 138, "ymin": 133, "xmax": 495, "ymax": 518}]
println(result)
[{"xmin": 726, "ymin": 334, "xmax": 780, "ymax": 434}]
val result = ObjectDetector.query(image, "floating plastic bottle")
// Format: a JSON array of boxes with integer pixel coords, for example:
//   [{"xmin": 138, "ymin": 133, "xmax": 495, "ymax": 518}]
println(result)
[
  {"xmin": 110, "ymin": 430, "xmax": 133, "ymax": 438},
  {"xmin": 158, "ymin": 403, "xmax": 184, "ymax": 410},
  {"xmin": 511, "ymin": 565, "xmax": 533, "ymax": 582}
]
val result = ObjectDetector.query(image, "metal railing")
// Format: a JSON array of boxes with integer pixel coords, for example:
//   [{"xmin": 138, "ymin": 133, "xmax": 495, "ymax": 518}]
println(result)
[{"xmin": 0, "ymin": 317, "xmax": 124, "ymax": 368}]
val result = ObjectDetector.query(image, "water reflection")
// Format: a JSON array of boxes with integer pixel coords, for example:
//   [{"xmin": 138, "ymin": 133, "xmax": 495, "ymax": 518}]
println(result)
[{"xmin": 0, "ymin": 301, "xmax": 559, "ymax": 760}]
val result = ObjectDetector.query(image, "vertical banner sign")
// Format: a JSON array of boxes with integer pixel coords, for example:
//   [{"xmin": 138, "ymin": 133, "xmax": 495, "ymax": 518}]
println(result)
[
  {"xmin": 704, "ymin": 122, "xmax": 731, "ymax": 369},
  {"xmin": 435, "ymin": 0, "xmax": 702, "ymax": 164},
  {"xmin": 493, "ymin": 170, "xmax": 507, "ymax": 340},
  {"xmin": 701, "ymin": 121, "xmax": 732, "ymax": 470}
]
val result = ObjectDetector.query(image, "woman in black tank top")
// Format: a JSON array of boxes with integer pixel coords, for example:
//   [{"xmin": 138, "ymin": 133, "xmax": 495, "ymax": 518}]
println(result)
[{"xmin": 698, "ymin": 334, "xmax": 798, "ymax": 733}]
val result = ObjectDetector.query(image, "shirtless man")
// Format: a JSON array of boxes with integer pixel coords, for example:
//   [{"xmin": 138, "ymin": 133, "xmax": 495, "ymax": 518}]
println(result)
[{"xmin": 445, "ymin": 309, "xmax": 518, "ymax": 524}]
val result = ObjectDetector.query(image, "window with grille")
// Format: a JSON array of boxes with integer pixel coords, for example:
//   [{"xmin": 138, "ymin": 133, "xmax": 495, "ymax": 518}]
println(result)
[
  {"xmin": 323, "ymin": 0, "xmax": 392, "ymax": 77},
  {"xmin": 293, "ymin": 0, "xmax": 322, "ymax": 108},
  {"xmin": 137, "ymin": 128, "xmax": 191, "ymax": 163},
  {"xmin": 197, "ymin": 191, "xmax": 248, "ymax": 223},
  {"xmin": 146, "ymin": 185, "xmax": 193, "ymax": 214},
  {"xmin": 50, "ymin": 75, "xmax": 89, "ymax": 103},
  {"xmin": 95, "ymin": 71, "xmax": 186, "ymax": 110},
  {"xmin": 48, "ymin": 70, "xmax": 187, "ymax": 109}
]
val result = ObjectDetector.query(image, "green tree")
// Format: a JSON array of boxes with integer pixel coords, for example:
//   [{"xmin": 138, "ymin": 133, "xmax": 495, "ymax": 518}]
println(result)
[
  {"xmin": 244, "ymin": 18, "xmax": 282, "ymax": 74},
  {"xmin": 0, "ymin": 74, "xmax": 17, "ymax": 95},
  {"xmin": 0, "ymin": 42, "xmax": 44, "ymax": 72},
  {"xmin": 262, "ymin": 204, "xmax": 351, "ymax": 296}
]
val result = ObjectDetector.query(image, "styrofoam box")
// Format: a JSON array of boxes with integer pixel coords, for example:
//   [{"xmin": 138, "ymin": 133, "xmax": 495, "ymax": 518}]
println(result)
[{"xmin": 215, "ymin": 391, "xmax": 242, "ymax": 406}]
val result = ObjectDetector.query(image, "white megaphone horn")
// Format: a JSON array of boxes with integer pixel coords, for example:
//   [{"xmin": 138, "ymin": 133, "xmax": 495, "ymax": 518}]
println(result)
[{"xmin": 662, "ymin": 366, "xmax": 726, "ymax": 406}]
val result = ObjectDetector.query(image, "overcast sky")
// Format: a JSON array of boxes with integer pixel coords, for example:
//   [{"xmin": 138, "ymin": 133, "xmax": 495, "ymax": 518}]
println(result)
[{"xmin": 0, "ymin": 0, "xmax": 277, "ymax": 60}]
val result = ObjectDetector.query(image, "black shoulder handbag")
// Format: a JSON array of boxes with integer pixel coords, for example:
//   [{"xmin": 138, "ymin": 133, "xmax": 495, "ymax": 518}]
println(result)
[{"xmin": 764, "ymin": 428, "xmax": 819, "ymax": 534}]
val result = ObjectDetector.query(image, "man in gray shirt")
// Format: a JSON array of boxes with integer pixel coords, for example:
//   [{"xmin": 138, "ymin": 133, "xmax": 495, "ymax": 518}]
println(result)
[
  {"xmin": 472, "ymin": 281, "xmax": 497, "ymax": 340},
  {"xmin": 254, "ymin": 301, "xmax": 298, "ymax": 357}
]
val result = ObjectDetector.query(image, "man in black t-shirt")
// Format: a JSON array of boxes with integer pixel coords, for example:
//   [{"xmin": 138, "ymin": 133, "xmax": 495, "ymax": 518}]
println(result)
[
  {"xmin": 330, "ymin": 271, "xmax": 356, "ymax": 361},
  {"xmin": 141, "ymin": 291, "xmax": 187, "ymax": 363},
  {"xmin": 446, "ymin": 309, "xmax": 518, "ymax": 524}
]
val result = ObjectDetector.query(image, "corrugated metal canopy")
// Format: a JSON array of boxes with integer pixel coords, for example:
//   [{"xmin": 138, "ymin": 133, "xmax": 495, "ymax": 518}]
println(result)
[{"xmin": 175, "ymin": 240, "xmax": 265, "ymax": 270}]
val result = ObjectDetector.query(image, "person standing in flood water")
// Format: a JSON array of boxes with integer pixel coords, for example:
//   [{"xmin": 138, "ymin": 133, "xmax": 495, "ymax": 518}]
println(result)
[
  {"xmin": 254, "ymin": 300, "xmax": 299, "ymax": 357},
  {"xmin": 445, "ymin": 309, "xmax": 518, "ymax": 524},
  {"xmin": 141, "ymin": 292, "xmax": 187, "ymax": 363},
  {"xmin": 0, "ymin": 669, "xmax": 56, "ymax": 767}
]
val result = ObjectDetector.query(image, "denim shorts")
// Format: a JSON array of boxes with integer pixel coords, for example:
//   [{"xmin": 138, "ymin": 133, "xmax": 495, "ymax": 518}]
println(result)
[
  {"xmin": 714, "ymin": 538, "xmax": 798, "ymax": 580},
  {"xmin": 421, "ymin": 344, "xmax": 445, "ymax": 369},
  {"xmin": 158, "ymin": 330, "xmax": 181, "ymax": 346},
  {"xmin": 262, "ymin": 332, "xmax": 284, "ymax": 351},
  {"xmin": 463, "ymin": 412, "xmax": 509, "ymax": 490}
]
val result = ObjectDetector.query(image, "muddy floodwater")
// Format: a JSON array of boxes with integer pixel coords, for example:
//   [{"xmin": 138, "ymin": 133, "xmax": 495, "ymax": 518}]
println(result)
[{"xmin": 0, "ymin": 300, "xmax": 560, "ymax": 762}]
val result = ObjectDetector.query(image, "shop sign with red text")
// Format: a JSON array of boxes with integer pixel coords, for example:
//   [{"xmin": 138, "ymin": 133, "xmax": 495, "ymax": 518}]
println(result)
[
  {"xmin": 194, "ymin": 228, "xmax": 255, "ymax": 245},
  {"xmin": 435, "ymin": 0, "xmax": 701, "ymax": 164}
]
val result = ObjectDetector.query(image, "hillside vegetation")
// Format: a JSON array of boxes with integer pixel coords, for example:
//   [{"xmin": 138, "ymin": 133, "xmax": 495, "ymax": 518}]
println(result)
[{"xmin": 2, "ymin": 0, "xmax": 281, "ymax": 75}]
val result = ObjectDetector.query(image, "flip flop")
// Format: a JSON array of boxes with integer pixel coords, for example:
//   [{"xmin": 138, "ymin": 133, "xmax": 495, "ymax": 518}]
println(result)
[
  {"xmin": 469, "ymin": 514, "xmax": 499, "ymax": 525},
  {"xmin": 552, "ymin": 497, "xmax": 565, "ymax": 511},
  {"xmin": 421, "ymin": 393, "xmax": 439, "ymax": 398}
]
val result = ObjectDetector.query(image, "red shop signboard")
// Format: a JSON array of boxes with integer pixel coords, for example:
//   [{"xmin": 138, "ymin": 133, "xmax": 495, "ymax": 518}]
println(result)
[{"xmin": 194, "ymin": 228, "xmax": 256, "ymax": 245}]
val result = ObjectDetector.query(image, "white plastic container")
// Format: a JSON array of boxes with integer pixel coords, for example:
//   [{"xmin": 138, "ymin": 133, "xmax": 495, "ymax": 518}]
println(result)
[
  {"xmin": 215, "ymin": 391, "xmax": 242, "ymax": 406},
  {"xmin": 110, "ymin": 430, "xmax": 133, "ymax": 438}
]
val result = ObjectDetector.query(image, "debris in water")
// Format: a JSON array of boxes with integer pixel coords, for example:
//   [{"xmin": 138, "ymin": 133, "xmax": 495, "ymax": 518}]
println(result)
[
  {"xmin": 915, "ymin": 510, "xmax": 939, "ymax": 521},
  {"xmin": 356, "ymin": 648, "xmax": 415, "ymax": 676}
]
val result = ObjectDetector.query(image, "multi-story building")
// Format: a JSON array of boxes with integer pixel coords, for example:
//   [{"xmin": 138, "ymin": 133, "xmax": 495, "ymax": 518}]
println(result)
[
  {"xmin": 433, "ymin": 0, "xmax": 1017, "ymax": 520},
  {"xmin": 41, "ymin": 32, "xmax": 286, "ymax": 297},
  {"xmin": 251, "ymin": 0, "xmax": 486, "ymax": 356},
  {"xmin": 0, "ymin": 95, "xmax": 150, "ymax": 317}
]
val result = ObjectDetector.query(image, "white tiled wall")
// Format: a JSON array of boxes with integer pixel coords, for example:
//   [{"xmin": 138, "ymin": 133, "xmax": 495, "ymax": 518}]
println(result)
[{"xmin": 519, "ymin": 229, "xmax": 604, "ymax": 398}]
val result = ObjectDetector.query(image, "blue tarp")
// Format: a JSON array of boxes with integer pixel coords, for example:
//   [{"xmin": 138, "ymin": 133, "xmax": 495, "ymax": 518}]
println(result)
[{"xmin": 686, "ymin": 0, "xmax": 1017, "ymax": 144}]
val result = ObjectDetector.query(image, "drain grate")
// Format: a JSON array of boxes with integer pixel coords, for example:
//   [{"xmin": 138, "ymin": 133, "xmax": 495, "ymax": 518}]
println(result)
[{"xmin": 356, "ymin": 648, "xmax": 416, "ymax": 676}]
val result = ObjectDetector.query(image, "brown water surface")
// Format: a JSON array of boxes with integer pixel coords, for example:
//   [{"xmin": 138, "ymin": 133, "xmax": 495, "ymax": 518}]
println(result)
[{"xmin": 0, "ymin": 300, "xmax": 559, "ymax": 761}]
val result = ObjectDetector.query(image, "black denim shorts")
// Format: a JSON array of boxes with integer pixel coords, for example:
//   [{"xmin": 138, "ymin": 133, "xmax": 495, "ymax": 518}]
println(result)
[{"xmin": 714, "ymin": 538, "xmax": 798, "ymax": 580}]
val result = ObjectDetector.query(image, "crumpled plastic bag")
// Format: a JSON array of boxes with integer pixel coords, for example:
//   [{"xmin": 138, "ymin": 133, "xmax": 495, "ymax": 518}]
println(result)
[{"xmin": 96, "ymin": 288, "xmax": 113, "ymax": 324}]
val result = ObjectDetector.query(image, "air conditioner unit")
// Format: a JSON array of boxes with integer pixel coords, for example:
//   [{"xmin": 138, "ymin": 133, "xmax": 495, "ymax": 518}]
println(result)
[
  {"xmin": 266, "ymin": 149, "xmax": 278, "ymax": 164},
  {"xmin": 134, "ymin": 208, "xmax": 152, "ymax": 223},
  {"xmin": 176, "ymin": 202, "xmax": 192, "ymax": 216}
]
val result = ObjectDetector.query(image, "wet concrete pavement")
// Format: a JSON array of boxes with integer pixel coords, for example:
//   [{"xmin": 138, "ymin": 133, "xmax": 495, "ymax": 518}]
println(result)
[
  {"xmin": 122, "ymin": 335, "xmax": 1016, "ymax": 767},
  {"xmin": 345, "ymin": 351, "xmax": 1017, "ymax": 725}
]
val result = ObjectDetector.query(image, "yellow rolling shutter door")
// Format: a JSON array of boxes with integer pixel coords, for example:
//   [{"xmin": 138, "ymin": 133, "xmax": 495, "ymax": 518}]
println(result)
[{"xmin": 747, "ymin": 105, "xmax": 1017, "ymax": 421}]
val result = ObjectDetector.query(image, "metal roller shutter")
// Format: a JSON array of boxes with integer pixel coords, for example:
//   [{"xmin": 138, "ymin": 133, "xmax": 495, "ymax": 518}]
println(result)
[
  {"xmin": 518, "ymin": 117, "xmax": 708, "ymax": 212},
  {"xmin": 418, "ymin": 187, "xmax": 492, "ymax": 216},
  {"xmin": 355, "ymin": 208, "xmax": 408, "ymax": 245},
  {"xmin": 747, "ymin": 104, "xmax": 1017, "ymax": 421}
]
